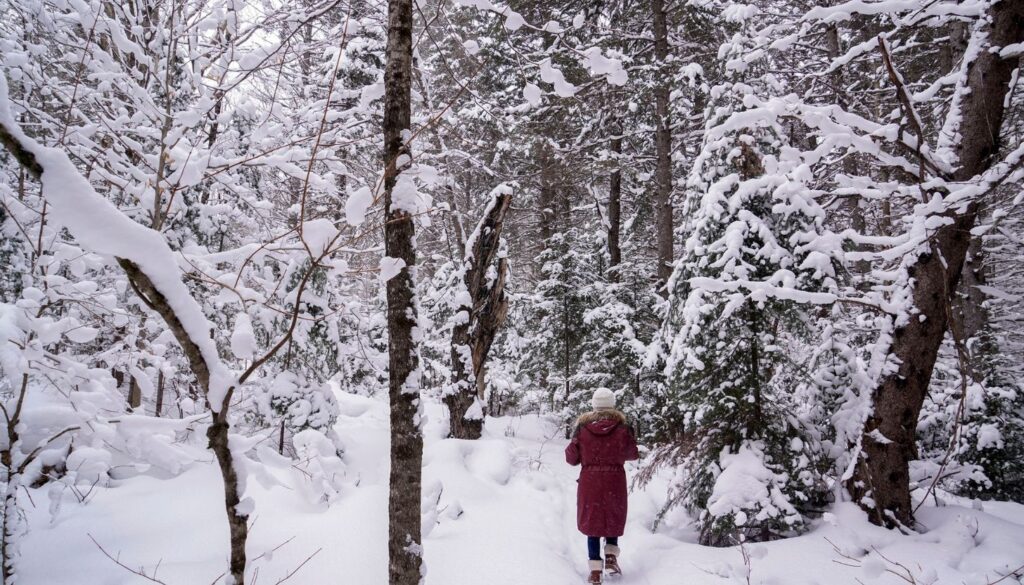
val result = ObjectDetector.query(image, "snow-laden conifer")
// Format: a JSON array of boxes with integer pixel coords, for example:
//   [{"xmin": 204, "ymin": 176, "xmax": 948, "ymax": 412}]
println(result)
[{"xmin": 645, "ymin": 77, "xmax": 836, "ymax": 545}]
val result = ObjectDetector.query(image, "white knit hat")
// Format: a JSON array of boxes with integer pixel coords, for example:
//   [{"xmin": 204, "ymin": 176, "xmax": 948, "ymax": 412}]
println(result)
[{"xmin": 591, "ymin": 388, "xmax": 616, "ymax": 410}]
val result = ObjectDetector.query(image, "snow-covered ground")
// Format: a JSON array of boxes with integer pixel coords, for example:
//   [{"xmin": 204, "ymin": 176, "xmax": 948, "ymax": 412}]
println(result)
[{"xmin": 18, "ymin": 392, "xmax": 1024, "ymax": 584}]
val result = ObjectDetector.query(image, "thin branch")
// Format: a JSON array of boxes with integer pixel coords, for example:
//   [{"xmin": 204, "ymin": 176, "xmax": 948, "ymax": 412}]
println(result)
[
  {"xmin": 88, "ymin": 533, "xmax": 170, "ymax": 585},
  {"xmin": 877, "ymin": 36, "xmax": 947, "ymax": 186},
  {"xmin": 272, "ymin": 549, "xmax": 321, "ymax": 585}
]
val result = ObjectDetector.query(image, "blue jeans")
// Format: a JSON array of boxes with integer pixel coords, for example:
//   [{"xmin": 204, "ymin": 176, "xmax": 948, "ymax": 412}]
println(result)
[{"xmin": 587, "ymin": 536, "xmax": 618, "ymax": 561}]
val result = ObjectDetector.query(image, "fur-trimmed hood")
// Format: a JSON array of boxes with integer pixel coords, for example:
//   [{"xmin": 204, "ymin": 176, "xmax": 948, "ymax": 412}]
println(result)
[{"xmin": 576, "ymin": 408, "xmax": 627, "ymax": 429}]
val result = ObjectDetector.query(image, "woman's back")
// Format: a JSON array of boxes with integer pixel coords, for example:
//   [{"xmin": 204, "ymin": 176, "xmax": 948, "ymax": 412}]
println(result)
[
  {"xmin": 564, "ymin": 390, "xmax": 640, "ymax": 585},
  {"xmin": 566, "ymin": 411, "xmax": 639, "ymax": 467}
]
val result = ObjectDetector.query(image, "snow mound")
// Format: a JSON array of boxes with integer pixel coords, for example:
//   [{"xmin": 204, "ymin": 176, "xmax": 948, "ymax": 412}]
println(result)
[
  {"xmin": 465, "ymin": 440, "xmax": 512, "ymax": 485},
  {"xmin": 706, "ymin": 443, "xmax": 798, "ymax": 526}
]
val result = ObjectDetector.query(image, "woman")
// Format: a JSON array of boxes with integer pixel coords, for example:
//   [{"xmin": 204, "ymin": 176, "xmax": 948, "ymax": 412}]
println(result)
[{"xmin": 565, "ymin": 388, "xmax": 640, "ymax": 584}]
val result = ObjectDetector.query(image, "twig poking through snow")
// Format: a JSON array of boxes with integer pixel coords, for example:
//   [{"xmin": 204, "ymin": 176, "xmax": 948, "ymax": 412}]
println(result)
[
  {"xmin": 270, "ymin": 548, "xmax": 322, "ymax": 585},
  {"xmin": 88, "ymin": 533, "xmax": 170, "ymax": 585}
]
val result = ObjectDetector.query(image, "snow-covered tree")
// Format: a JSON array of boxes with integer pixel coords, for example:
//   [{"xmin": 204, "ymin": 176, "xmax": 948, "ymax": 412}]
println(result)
[
  {"xmin": 519, "ymin": 229, "xmax": 594, "ymax": 423},
  {"xmin": 644, "ymin": 77, "xmax": 836, "ymax": 545}
]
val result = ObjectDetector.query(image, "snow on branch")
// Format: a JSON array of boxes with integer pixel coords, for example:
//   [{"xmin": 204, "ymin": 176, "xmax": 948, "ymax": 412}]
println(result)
[
  {"xmin": 802, "ymin": 0, "xmax": 987, "ymax": 26},
  {"xmin": 449, "ymin": 0, "xmax": 627, "ymax": 101},
  {"xmin": 688, "ymin": 277, "xmax": 838, "ymax": 306},
  {"xmin": 0, "ymin": 74, "xmax": 232, "ymax": 410}
]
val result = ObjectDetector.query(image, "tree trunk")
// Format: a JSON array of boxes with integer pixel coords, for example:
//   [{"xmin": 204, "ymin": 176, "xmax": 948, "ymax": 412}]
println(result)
[
  {"xmin": 956, "ymin": 234, "xmax": 994, "ymax": 372},
  {"xmin": 849, "ymin": 0, "xmax": 1024, "ymax": 528},
  {"xmin": 0, "ymin": 375, "xmax": 27, "ymax": 585},
  {"xmin": 155, "ymin": 369, "xmax": 165, "ymax": 417},
  {"xmin": 117, "ymin": 262, "xmax": 249, "ymax": 583},
  {"xmin": 278, "ymin": 419, "xmax": 286, "ymax": 455},
  {"xmin": 445, "ymin": 193, "xmax": 513, "ymax": 439},
  {"xmin": 562, "ymin": 291, "xmax": 571, "ymax": 415},
  {"xmin": 537, "ymin": 142, "xmax": 558, "ymax": 244},
  {"xmin": 382, "ymin": 0, "xmax": 423, "ymax": 582},
  {"xmin": 652, "ymin": 0, "xmax": 673, "ymax": 294},
  {"xmin": 939, "ymin": 20, "xmax": 970, "ymax": 74},
  {"xmin": 206, "ymin": 418, "xmax": 247, "ymax": 583},
  {"xmin": 2, "ymin": 478, "xmax": 19, "ymax": 585},
  {"xmin": 825, "ymin": 21, "xmax": 871, "ymax": 278},
  {"xmin": 447, "ymin": 191, "xmax": 467, "ymax": 259},
  {"xmin": 608, "ymin": 127, "xmax": 623, "ymax": 281},
  {"xmin": 128, "ymin": 376, "xmax": 142, "ymax": 410}
]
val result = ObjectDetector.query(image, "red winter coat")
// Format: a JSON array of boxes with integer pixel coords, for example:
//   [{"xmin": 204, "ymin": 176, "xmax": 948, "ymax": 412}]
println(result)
[{"xmin": 565, "ymin": 410, "xmax": 640, "ymax": 537}]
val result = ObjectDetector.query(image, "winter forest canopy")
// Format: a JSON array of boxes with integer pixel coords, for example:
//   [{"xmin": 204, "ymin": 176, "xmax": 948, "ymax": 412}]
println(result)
[{"xmin": 0, "ymin": 0, "xmax": 1023, "ymax": 583}]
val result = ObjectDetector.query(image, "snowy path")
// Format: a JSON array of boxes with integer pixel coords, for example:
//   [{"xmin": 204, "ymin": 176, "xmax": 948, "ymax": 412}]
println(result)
[
  {"xmin": 17, "ymin": 395, "xmax": 1024, "ymax": 584},
  {"xmin": 447, "ymin": 412, "xmax": 672, "ymax": 585},
  {"xmin": 421, "ymin": 408, "xmax": 583, "ymax": 585}
]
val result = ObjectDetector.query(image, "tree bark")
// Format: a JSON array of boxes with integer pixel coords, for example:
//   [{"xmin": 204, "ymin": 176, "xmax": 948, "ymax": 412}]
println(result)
[
  {"xmin": 537, "ymin": 142, "xmax": 558, "ymax": 245},
  {"xmin": 939, "ymin": 20, "xmax": 970, "ymax": 74},
  {"xmin": 445, "ymin": 193, "xmax": 512, "ymax": 439},
  {"xmin": 382, "ymin": 0, "xmax": 424, "ymax": 582},
  {"xmin": 652, "ymin": 0, "xmax": 674, "ymax": 294},
  {"xmin": 155, "ymin": 369, "xmax": 165, "ymax": 417},
  {"xmin": 128, "ymin": 376, "xmax": 142, "ymax": 410},
  {"xmin": 956, "ymin": 234, "xmax": 993, "ymax": 369},
  {"xmin": 447, "ymin": 190, "xmax": 467, "ymax": 259},
  {"xmin": 278, "ymin": 419, "xmax": 287, "ymax": 455},
  {"xmin": 849, "ymin": 0, "xmax": 1024, "ymax": 528},
  {"xmin": 2, "ymin": 479, "xmax": 17, "ymax": 585},
  {"xmin": 608, "ymin": 126, "xmax": 623, "ymax": 281},
  {"xmin": 206, "ymin": 419, "xmax": 247, "ymax": 582},
  {"xmin": 1, "ymin": 375, "xmax": 27, "ymax": 585}
]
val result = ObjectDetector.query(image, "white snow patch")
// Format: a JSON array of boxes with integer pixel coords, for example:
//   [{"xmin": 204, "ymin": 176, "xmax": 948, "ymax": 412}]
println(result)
[
  {"xmin": 523, "ymin": 83, "xmax": 543, "ymax": 107},
  {"xmin": 301, "ymin": 218, "xmax": 339, "ymax": 257},
  {"xmin": 231, "ymin": 313, "xmax": 256, "ymax": 360},
  {"xmin": 379, "ymin": 256, "xmax": 407, "ymax": 283},
  {"xmin": 345, "ymin": 186, "xmax": 374, "ymax": 226},
  {"xmin": 539, "ymin": 59, "xmax": 577, "ymax": 97}
]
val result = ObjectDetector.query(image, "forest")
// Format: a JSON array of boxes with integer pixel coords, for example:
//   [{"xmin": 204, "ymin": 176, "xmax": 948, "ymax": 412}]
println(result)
[{"xmin": 0, "ymin": 0, "xmax": 1023, "ymax": 583}]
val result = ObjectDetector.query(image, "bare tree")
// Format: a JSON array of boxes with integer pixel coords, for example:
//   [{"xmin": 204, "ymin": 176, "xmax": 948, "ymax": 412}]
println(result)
[
  {"xmin": 444, "ymin": 191, "xmax": 512, "ymax": 439},
  {"xmin": 1, "ymin": 71, "xmax": 332, "ymax": 585}
]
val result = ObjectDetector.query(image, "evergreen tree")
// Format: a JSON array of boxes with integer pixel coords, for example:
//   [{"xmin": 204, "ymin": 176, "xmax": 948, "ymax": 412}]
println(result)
[
  {"xmin": 918, "ymin": 334, "xmax": 1024, "ymax": 502},
  {"xmin": 645, "ymin": 80, "xmax": 835, "ymax": 546},
  {"xmin": 519, "ymin": 229, "xmax": 594, "ymax": 425},
  {"xmin": 576, "ymin": 231, "xmax": 651, "ymax": 413}
]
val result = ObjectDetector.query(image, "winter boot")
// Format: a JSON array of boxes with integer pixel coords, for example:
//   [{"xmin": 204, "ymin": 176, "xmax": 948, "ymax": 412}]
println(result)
[
  {"xmin": 604, "ymin": 545, "xmax": 622, "ymax": 577},
  {"xmin": 587, "ymin": 560, "xmax": 604, "ymax": 584}
]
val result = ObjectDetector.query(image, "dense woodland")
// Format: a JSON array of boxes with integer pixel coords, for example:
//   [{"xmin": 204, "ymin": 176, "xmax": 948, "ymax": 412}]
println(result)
[{"xmin": 0, "ymin": 0, "xmax": 1023, "ymax": 583}]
